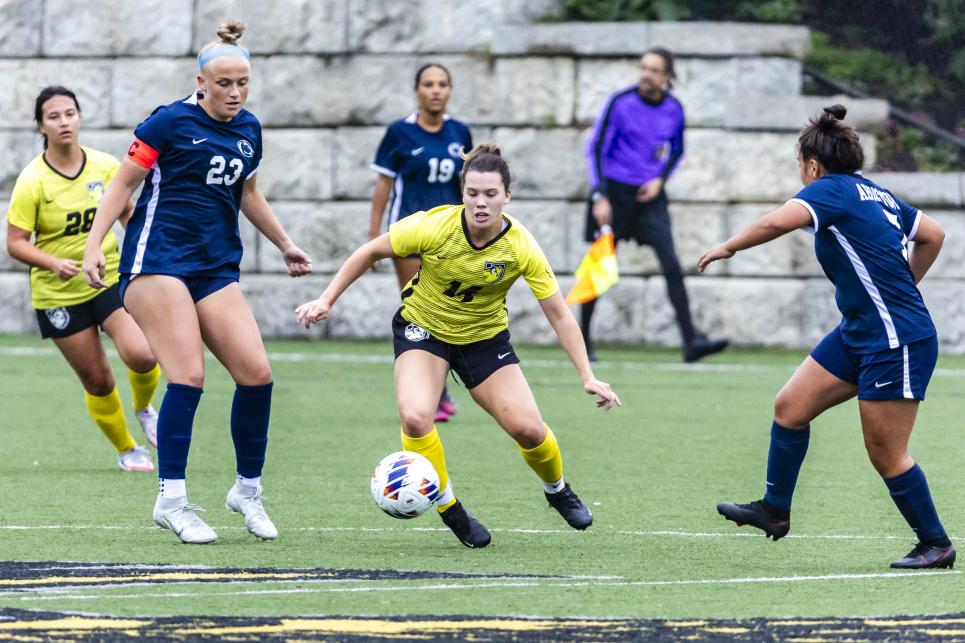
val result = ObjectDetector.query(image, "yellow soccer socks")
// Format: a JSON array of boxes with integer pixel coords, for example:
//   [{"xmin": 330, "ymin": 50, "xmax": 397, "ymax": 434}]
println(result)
[
  {"xmin": 519, "ymin": 425, "xmax": 565, "ymax": 493},
  {"xmin": 129, "ymin": 364, "xmax": 160, "ymax": 412},
  {"xmin": 85, "ymin": 388, "xmax": 136, "ymax": 453},
  {"xmin": 402, "ymin": 426, "xmax": 456, "ymax": 511}
]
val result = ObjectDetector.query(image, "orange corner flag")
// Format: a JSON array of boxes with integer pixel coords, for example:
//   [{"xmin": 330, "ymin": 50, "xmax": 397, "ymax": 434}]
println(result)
[{"xmin": 565, "ymin": 227, "xmax": 619, "ymax": 304}]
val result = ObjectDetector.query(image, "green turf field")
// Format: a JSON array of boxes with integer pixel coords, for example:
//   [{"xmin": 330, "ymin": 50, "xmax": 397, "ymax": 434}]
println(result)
[{"xmin": 0, "ymin": 334, "xmax": 962, "ymax": 634}]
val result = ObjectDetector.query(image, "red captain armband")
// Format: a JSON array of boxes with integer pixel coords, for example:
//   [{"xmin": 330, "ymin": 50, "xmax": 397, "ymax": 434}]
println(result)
[{"xmin": 126, "ymin": 137, "xmax": 159, "ymax": 169}]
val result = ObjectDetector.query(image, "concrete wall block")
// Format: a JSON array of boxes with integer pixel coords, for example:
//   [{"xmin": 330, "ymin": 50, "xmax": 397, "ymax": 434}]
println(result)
[
  {"xmin": 574, "ymin": 58, "xmax": 637, "ymax": 126},
  {"xmin": 44, "ymin": 0, "xmax": 192, "ymax": 56},
  {"xmin": 491, "ymin": 127, "xmax": 587, "ymax": 200},
  {"xmin": 582, "ymin": 277, "xmax": 649, "ymax": 344},
  {"xmin": 0, "ymin": 0, "xmax": 41, "ymax": 56},
  {"xmin": 801, "ymin": 278, "xmax": 840, "ymax": 347},
  {"xmin": 325, "ymin": 272, "xmax": 402, "ymax": 339},
  {"xmin": 332, "ymin": 127, "xmax": 385, "ymax": 201},
  {"xmin": 349, "ymin": 0, "xmax": 561, "ymax": 53},
  {"xmin": 0, "ymin": 273, "xmax": 34, "ymax": 334},
  {"xmin": 0, "ymin": 131, "xmax": 43, "ymax": 194},
  {"xmin": 724, "ymin": 95, "xmax": 888, "ymax": 132},
  {"xmin": 726, "ymin": 204, "xmax": 794, "ymax": 276},
  {"xmin": 736, "ymin": 57, "xmax": 802, "ymax": 95},
  {"xmin": 0, "ymin": 61, "xmax": 112, "ymax": 129},
  {"xmin": 649, "ymin": 22, "xmax": 811, "ymax": 57},
  {"xmin": 261, "ymin": 201, "xmax": 368, "ymax": 273},
  {"xmin": 866, "ymin": 172, "xmax": 963, "ymax": 208},
  {"xmin": 503, "ymin": 275, "xmax": 574, "ymax": 345},
  {"xmin": 920, "ymin": 280, "xmax": 965, "ymax": 354},
  {"xmin": 241, "ymin": 274, "xmax": 331, "ymax": 339},
  {"xmin": 81, "ymin": 130, "xmax": 136, "ymax": 161},
  {"xmin": 789, "ymin": 229, "xmax": 823, "ymax": 277},
  {"xmin": 239, "ymin": 216, "xmax": 259, "ymax": 274},
  {"xmin": 491, "ymin": 22, "xmax": 650, "ymax": 56},
  {"xmin": 110, "ymin": 59, "xmax": 199, "ymax": 128},
  {"xmin": 923, "ymin": 211, "xmax": 965, "ymax": 279},
  {"xmin": 194, "ymin": 0, "xmax": 349, "ymax": 54},
  {"xmin": 260, "ymin": 129, "xmax": 334, "ymax": 201},
  {"xmin": 724, "ymin": 132, "xmax": 803, "ymax": 202},
  {"xmin": 665, "ymin": 129, "xmax": 732, "ymax": 202}
]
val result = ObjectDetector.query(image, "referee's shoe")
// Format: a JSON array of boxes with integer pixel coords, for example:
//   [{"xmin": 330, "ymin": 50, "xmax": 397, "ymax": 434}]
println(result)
[
  {"xmin": 684, "ymin": 333, "xmax": 729, "ymax": 363},
  {"xmin": 716, "ymin": 499, "xmax": 790, "ymax": 541}
]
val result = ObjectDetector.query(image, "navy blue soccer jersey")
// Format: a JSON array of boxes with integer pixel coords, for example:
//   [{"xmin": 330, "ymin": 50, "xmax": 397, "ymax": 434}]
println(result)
[
  {"xmin": 121, "ymin": 93, "xmax": 262, "ymax": 278},
  {"xmin": 371, "ymin": 112, "xmax": 472, "ymax": 225},
  {"xmin": 790, "ymin": 173, "xmax": 935, "ymax": 353}
]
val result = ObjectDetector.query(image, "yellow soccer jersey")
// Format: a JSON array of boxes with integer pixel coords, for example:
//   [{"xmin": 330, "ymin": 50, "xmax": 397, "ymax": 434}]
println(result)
[
  {"xmin": 6, "ymin": 147, "xmax": 122, "ymax": 309},
  {"xmin": 390, "ymin": 204, "xmax": 559, "ymax": 344}
]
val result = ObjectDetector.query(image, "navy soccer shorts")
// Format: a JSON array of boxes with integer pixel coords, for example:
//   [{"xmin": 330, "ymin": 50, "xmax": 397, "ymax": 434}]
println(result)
[
  {"xmin": 810, "ymin": 325, "xmax": 938, "ymax": 401},
  {"xmin": 119, "ymin": 273, "xmax": 238, "ymax": 306},
  {"xmin": 35, "ymin": 283, "xmax": 124, "ymax": 339},
  {"xmin": 391, "ymin": 309, "xmax": 520, "ymax": 389}
]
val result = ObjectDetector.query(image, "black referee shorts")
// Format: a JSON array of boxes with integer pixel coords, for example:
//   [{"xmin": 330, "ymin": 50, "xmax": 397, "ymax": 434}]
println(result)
[
  {"xmin": 35, "ymin": 283, "xmax": 124, "ymax": 339},
  {"xmin": 584, "ymin": 179, "xmax": 673, "ymax": 247},
  {"xmin": 391, "ymin": 309, "xmax": 520, "ymax": 389}
]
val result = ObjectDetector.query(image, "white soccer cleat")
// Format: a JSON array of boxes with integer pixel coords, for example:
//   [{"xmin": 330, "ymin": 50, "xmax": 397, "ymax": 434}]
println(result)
[
  {"xmin": 118, "ymin": 445, "xmax": 154, "ymax": 472},
  {"xmin": 134, "ymin": 406, "xmax": 158, "ymax": 448},
  {"xmin": 153, "ymin": 496, "xmax": 218, "ymax": 544},
  {"xmin": 226, "ymin": 482, "xmax": 278, "ymax": 540}
]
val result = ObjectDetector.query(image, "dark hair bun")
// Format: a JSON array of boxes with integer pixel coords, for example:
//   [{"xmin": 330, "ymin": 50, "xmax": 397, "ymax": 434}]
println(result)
[{"xmin": 823, "ymin": 104, "xmax": 847, "ymax": 120}]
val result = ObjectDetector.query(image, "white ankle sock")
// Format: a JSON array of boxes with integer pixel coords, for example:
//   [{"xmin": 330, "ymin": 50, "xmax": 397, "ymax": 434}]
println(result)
[
  {"xmin": 159, "ymin": 478, "xmax": 186, "ymax": 499},
  {"xmin": 543, "ymin": 477, "xmax": 565, "ymax": 494},
  {"xmin": 238, "ymin": 475, "xmax": 261, "ymax": 490}
]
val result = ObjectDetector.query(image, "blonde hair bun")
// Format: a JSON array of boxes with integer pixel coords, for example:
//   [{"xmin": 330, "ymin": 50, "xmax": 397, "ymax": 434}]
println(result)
[{"xmin": 217, "ymin": 20, "xmax": 245, "ymax": 44}]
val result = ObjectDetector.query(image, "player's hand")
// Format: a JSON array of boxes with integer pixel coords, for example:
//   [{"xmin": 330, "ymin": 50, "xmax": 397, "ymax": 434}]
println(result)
[
  {"xmin": 81, "ymin": 249, "xmax": 108, "ymax": 288},
  {"xmin": 696, "ymin": 243, "xmax": 734, "ymax": 272},
  {"xmin": 294, "ymin": 297, "xmax": 331, "ymax": 328},
  {"xmin": 51, "ymin": 257, "xmax": 81, "ymax": 281},
  {"xmin": 636, "ymin": 178, "xmax": 664, "ymax": 202},
  {"xmin": 583, "ymin": 378, "xmax": 621, "ymax": 411},
  {"xmin": 592, "ymin": 197, "xmax": 612, "ymax": 227},
  {"xmin": 282, "ymin": 245, "xmax": 312, "ymax": 277}
]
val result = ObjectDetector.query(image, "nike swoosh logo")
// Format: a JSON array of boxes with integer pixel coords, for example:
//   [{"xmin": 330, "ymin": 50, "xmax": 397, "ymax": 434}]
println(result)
[
  {"xmin": 497, "ymin": 352, "xmax": 512, "ymax": 360},
  {"xmin": 192, "ymin": 138, "xmax": 207, "ymax": 144},
  {"xmin": 411, "ymin": 147, "xmax": 424, "ymax": 156},
  {"xmin": 875, "ymin": 380, "xmax": 894, "ymax": 388}
]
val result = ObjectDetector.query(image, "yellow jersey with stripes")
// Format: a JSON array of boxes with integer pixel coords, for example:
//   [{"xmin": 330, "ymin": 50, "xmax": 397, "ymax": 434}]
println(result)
[
  {"xmin": 5, "ymin": 147, "xmax": 121, "ymax": 308},
  {"xmin": 389, "ymin": 204, "xmax": 559, "ymax": 344}
]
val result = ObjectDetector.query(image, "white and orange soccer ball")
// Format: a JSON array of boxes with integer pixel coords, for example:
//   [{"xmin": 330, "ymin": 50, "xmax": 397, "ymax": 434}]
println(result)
[{"xmin": 370, "ymin": 451, "xmax": 441, "ymax": 519}]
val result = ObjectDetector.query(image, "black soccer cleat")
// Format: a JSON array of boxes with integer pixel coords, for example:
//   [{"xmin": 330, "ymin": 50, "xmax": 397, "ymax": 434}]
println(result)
[
  {"xmin": 716, "ymin": 499, "xmax": 790, "ymax": 541},
  {"xmin": 439, "ymin": 501, "xmax": 491, "ymax": 548},
  {"xmin": 684, "ymin": 335, "xmax": 729, "ymax": 363},
  {"xmin": 890, "ymin": 543, "xmax": 956, "ymax": 569},
  {"xmin": 546, "ymin": 483, "xmax": 593, "ymax": 530}
]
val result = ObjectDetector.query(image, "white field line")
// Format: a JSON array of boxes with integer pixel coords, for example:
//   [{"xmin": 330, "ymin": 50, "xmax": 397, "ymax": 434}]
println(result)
[
  {"xmin": 7, "ymin": 570, "xmax": 959, "ymax": 603},
  {"xmin": 3, "ymin": 344, "xmax": 965, "ymax": 377},
  {"xmin": 0, "ymin": 524, "xmax": 952, "ymax": 541}
]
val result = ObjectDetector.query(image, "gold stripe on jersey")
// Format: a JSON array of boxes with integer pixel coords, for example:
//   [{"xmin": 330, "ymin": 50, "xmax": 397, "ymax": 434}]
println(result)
[
  {"xmin": 389, "ymin": 205, "xmax": 558, "ymax": 345},
  {"xmin": 5, "ymin": 147, "xmax": 122, "ymax": 309}
]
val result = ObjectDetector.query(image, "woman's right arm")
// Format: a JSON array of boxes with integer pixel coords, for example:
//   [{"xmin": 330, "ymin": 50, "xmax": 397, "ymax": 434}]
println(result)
[
  {"xmin": 368, "ymin": 172, "xmax": 394, "ymax": 254},
  {"xmin": 295, "ymin": 233, "xmax": 396, "ymax": 327},
  {"xmin": 82, "ymin": 159, "xmax": 149, "ymax": 287},
  {"xmin": 6, "ymin": 223, "xmax": 80, "ymax": 279}
]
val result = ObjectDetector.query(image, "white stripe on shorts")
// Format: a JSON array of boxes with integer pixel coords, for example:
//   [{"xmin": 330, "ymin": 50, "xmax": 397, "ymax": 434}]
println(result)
[{"xmin": 902, "ymin": 345, "xmax": 913, "ymax": 399}]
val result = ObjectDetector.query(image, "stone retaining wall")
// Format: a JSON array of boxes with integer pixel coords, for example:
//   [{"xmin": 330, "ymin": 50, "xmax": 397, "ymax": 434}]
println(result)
[{"xmin": 2, "ymin": 0, "xmax": 962, "ymax": 351}]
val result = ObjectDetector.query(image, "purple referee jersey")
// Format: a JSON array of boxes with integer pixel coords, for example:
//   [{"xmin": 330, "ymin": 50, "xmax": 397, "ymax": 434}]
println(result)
[{"xmin": 586, "ymin": 86, "xmax": 685, "ymax": 192}]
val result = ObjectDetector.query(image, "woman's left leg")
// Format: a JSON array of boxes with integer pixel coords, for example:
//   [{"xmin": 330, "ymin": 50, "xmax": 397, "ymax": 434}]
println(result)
[
  {"xmin": 196, "ymin": 283, "xmax": 277, "ymax": 540},
  {"xmin": 101, "ymin": 308, "xmax": 161, "ymax": 446},
  {"xmin": 469, "ymin": 364, "xmax": 592, "ymax": 529},
  {"xmin": 859, "ymin": 399, "xmax": 955, "ymax": 568}
]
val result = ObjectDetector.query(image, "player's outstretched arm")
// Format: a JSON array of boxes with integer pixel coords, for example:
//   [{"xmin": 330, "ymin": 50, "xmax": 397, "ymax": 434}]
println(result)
[
  {"xmin": 697, "ymin": 200, "xmax": 812, "ymax": 273},
  {"xmin": 240, "ymin": 175, "xmax": 312, "ymax": 277},
  {"xmin": 908, "ymin": 214, "xmax": 944, "ymax": 284},
  {"xmin": 83, "ymin": 158, "xmax": 149, "ymax": 288},
  {"xmin": 538, "ymin": 291, "xmax": 621, "ymax": 411},
  {"xmin": 295, "ymin": 233, "xmax": 396, "ymax": 328}
]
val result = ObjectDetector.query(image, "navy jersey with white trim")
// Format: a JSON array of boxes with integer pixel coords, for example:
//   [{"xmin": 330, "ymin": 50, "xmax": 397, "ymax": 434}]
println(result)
[
  {"xmin": 121, "ymin": 94, "xmax": 262, "ymax": 278},
  {"xmin": 371, "ymin": 113, "xmax": 472, "ymax": 225},
  {"xmin": 790, "ymin": 173, "xmax": 935, "ymax": 353}
]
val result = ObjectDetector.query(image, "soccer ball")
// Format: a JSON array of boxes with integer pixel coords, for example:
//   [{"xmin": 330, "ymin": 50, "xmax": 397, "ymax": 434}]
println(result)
[{"xmin": 370, "ymin": 451, "xmax": 440, "ymax": 519}]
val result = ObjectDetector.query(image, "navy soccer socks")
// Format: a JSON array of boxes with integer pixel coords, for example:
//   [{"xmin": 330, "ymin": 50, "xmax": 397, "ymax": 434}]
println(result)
[
  {"xmin": 157, "ymin": 383, "xmax": 203, "ymax": 480},
  {"xmin": 885, "ymin": 463, "xmax": 951, "ymax": 547},
  {"xmin": 762, "ymin": 421, "xmax": 810, "ymax": 513},
  {"xmin": 231, "ymin": 382, "xmax": 273, "ymax": 479}
]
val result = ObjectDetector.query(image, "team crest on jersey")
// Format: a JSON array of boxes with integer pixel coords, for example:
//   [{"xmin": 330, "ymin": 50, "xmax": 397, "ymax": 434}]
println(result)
[
  {"xmin": 86, "ymin": 180, "xmax": 105, "ymax": 200},
  {"xmin": 404, "ymin": 323, "xmax": 430, "ymax": 342},
  {"xmin": 237, "ymin": 140, "xmax": 254, "ymax": 158},
  {"xmin": 45, "ymin": 308, "xmax": 70, "ymax": 330},
  {"xmin": 448, "ymin": 142, "xmax": 464, "ymax": 158},
  {"xmin": 484, "ymin": 261, "xmax": 506, "ymax": 284}
]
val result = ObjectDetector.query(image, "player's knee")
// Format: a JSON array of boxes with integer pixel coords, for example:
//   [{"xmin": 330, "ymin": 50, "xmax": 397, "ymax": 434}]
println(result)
[
  {"xmin": 237, "ymin": 361, "xmax": 272, "ymax": 387},
  {"xmin": 773, "ymin": 391, "xmax": 808, "ymax": 428},
  {"xmin": 79, "ymin": 369, "xmax": 115, "ymax": 397},
  {"xmin": 509, "ymin": 421, "xmax": 545, "ymax": 450},
  {"xmin": 399, "ymin": 407, "xmax": 434, "ymax": 434},
  {"xmin": 864, "ymin": 440, "xmax": 909, "ymax": 477},
  {"xmin": 125, "ymin": 352, "xmax": 157, "ymax": 375},
  {"xmin": 169, "ymin": 368, "xmax": 205, "ymax": 389}
]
